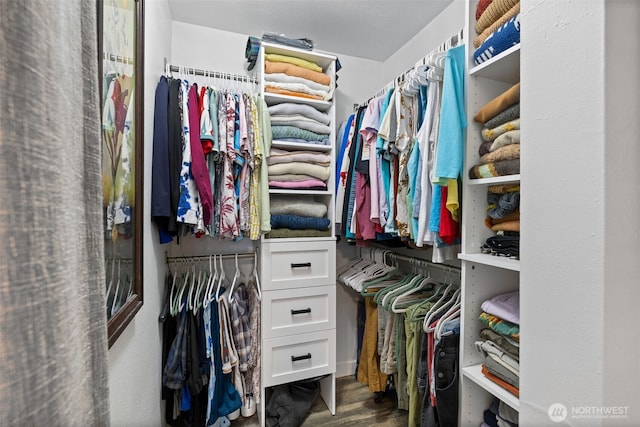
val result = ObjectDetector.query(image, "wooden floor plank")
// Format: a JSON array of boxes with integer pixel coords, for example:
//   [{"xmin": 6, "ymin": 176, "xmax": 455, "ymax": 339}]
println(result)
[{"xmin": 234, "ymin": 376, "xmax": 408, "ymax": 427}]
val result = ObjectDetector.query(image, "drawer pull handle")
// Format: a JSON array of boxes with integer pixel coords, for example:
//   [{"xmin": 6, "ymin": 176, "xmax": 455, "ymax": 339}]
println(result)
[
  {"xmin": 291, "ymin": 308, "xmax": 312, "ymax": 315},
  {"xmin": 291, "ymin": 262, "xmax": 311, "ymax": 268},
  {"xmin": 291, "ymin": 353, "xmax": 312, "ymax": 362}
]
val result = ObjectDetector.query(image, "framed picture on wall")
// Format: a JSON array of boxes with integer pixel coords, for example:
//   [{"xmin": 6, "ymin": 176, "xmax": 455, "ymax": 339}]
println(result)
[{"xmin": 98, "ymin": 0, "xmax": 144, "ymax": 347}]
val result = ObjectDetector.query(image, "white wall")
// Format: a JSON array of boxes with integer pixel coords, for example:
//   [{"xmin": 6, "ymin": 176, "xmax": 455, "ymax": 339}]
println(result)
[
  {"xmin": 383, "ymin": 0, "xmax": 465, "ymax": 83},
  {"xmin": 107, "ymin": 0, "xmax": 172, "ymax": 425},
  {"xmin": 519, "ymin": 0, "xmax": 640, "ymax": 425}
]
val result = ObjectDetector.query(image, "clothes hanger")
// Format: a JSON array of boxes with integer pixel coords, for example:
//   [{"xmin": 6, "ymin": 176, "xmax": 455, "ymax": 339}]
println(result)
[
  {"xmin": 252, "ymin": 251, "xmax": 262, "ymax": 300},
  {"xmin": 228, "ymin": 253, "xmax": 241, "ymax": 303},
  {"xmin": 215, "ymin": 254, "xmax": 227, "ymax": 301},
  {"xmin": 423, "ymin": 282, "xmax": 458, "ymax": 333},
  {"xmin": 203, "ymin": 254, "xmax": 218, "ymax": 308}
]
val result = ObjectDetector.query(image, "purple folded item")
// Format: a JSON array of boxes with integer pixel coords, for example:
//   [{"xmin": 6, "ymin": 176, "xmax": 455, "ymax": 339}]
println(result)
[
  {"xmin": 481, "ymin": 290, "xmax": 520, "ymax": 325},
  {"xmin": 269, "ymin": 178, "xmax": 327, "ymax": 190}
]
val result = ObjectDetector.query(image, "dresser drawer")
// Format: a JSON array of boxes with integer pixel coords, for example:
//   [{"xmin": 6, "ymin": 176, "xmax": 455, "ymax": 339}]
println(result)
[
  {"xmin": 262, "ymin": 329, "xmax": 336, "ymax": 387},
  {"xmin": 262, "ymin": 286, "xmax": 336, "ymax": 338},
  {"xmin": 260, "ymin": 241, "xmax": 336, "ymax": 290}
]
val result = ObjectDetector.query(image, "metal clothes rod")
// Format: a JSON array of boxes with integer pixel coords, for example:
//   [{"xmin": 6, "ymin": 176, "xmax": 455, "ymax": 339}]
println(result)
[
  {"xmin": 354, "ymin": 27, "xmax": 464, "ymax": 111},
  {"xmin": 166, "ymin": 62, "xmax": 258, "ymax": 84},
  {"xmin": 388, "ymin": 252, "xmax": 460, "ymax": 274},
  {"xmin": 165, "ymin": 251, "xmax": 256, "ymax": 264}
]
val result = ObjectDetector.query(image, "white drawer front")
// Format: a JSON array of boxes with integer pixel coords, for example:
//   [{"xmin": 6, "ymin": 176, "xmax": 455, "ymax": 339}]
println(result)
[
  {"xmin": 261, "ymin": 241, "xmax": 336, "ymax": 290},
  {"xmin": 262, "ymin": 286, "xmax": 336, "ymax": 338},
  {"xmin": 263, "ymin": 329, "xmax": 336, "ymax": 387}
]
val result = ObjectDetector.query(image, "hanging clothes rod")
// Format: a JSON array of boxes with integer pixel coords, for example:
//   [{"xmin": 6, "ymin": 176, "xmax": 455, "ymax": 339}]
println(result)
[
  {"xmin": 103, "ymin": 52, "xmax": 134, "ymax": 65},
  {"xmin": 354, "ymin": 27, "xmax": 464, "ymax": 111},
  {"xmin": 387, "ymin": 252, "xmax": 460, "ymax": 274},
  {"xmin": 164, "ymin": 58, "xmax": 258, "ymax": 84},
  {"xmin": 165, "ymin": 251, "xmax": 256, "ymax": 264}
]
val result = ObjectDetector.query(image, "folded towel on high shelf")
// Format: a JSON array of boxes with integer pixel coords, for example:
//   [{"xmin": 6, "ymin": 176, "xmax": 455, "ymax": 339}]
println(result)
[
  {"xmin": 474, "ymin": 2, "xmax": 520, "ymax": 48},
  {"xmin": 474, "ymin": 14, "xmax": 520, "ymax": 66},
  {"xmin": 476, "ymin": 0, "xmax": 519, "ymax": 33}
]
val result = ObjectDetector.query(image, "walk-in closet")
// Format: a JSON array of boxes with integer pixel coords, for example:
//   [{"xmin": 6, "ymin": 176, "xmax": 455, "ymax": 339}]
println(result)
[{"xmin": 1, "ymin": 1, "xmax": 639, "ymax": 427}]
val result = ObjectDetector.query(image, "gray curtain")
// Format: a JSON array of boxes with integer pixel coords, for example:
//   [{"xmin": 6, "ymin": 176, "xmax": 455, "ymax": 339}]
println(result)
[{"xmin": 0, "ymin": 0, "xmax": 110, "ymax": 425}]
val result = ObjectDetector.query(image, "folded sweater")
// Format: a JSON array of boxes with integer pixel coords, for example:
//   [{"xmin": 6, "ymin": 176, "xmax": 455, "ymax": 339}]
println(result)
[
  {"xmin": 474, "ymin": 82, "xmax": 520, "ymax": 123},
  {"xmin": 268, "ymin": 162, "xmax": 330, "ymax": 181},
  {"xmin": 264, "ymin": 53, "xmax": 322, "ymax": 72},
  {"xmin": 265, "ymin": 60, "xmax": 331, "ymax": 86},
  {"xmin": 268, "ymin": 102, "xmax": 330, "ymax": 125}
]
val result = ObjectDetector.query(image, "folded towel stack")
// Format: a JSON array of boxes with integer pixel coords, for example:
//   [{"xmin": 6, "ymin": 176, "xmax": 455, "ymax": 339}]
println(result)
[{"xmin": 473, "ymin": 0, "xmax": 521, "ymax": 65}]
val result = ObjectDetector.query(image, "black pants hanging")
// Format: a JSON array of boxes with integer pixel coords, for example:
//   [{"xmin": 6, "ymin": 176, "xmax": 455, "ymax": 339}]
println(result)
[{"xmin": 420, "ymin": 333, "xmax": 460, "ymax": 427}]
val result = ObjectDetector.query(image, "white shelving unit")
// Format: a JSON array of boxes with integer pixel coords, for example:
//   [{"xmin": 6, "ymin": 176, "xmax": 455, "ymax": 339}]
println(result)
[
  {"xmin": 256, "ymin": 42, "xmax": 337, "ymax": 427},
  {"xmin": 459, "ymin": 1, "xmax": 521, "ymax": 424}
]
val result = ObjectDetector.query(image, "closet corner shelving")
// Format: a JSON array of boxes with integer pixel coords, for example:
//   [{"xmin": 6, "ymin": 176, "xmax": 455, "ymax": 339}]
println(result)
[
  {"xmin": 256, "ymin": 41, "xmax": 338, "ymax": 427},
  {"xmin": 459, "ymin": 0, "xmax": 521, "ymax": 424}
]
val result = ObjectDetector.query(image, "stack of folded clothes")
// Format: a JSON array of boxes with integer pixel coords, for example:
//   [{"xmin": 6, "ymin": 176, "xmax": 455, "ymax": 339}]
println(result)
[
  {"xmin": 268, "ymin": 102, "xmax": 331, "ymax": 146},
  {"xmin": 469, "ymin": 82, "xmax": 520, "ymax": 179},
  {"xmin": 266, "ymin": 195, "xmax": 331, "ymax": 238},
  {"xmin": 481, "ymin": 398, "xmax": 519, "ymax": 427},
  {"xmin": 473, "ymin": 0, "xmax": 521, "ymax": 65},
  {"xmin": 476, "ymin": 291, "xmax": 520, "ymax": 397},
  {"xmin": 267, "ymin": 147, "xmax": 331, "ymax": 190},
  {"xmin": 485, "ymin": 184, "xmax": 519, "ymax": 232},
  {"xmin": 264, "ymin": 53, "xmax": 333, "ymax": 101}
]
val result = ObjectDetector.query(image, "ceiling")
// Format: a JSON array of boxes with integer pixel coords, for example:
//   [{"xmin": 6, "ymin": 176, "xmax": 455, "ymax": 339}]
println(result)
[{"xmin": 167, "ymin": 0, "xmax": 453, "ymax": 62}]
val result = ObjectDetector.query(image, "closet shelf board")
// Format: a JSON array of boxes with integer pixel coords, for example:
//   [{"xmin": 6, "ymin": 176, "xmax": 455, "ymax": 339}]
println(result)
[
  {"xmin": 271, "ymin": 141, "xmax": 332, "ymax": 152},
  {"xmin": 469, "ymin": 44, "xmax": 520, "ymax": 84},
  {"xmin": 467, "ymin": 174, "xmax": 520, "ymax": 186},
  {"xmin": 458, "ymin": 253, "xmax": 520, "ymax": 271},
  {"xmin": 268, "ymin": 189, "xmax": 332, "ymax": 196},
  {"xmin": 462, "ymin": 364, "xmax": 519, "ymax": 411},
  {"xmin": 264, "ymin": 93, "xmax": 332, "ymax": 112}
]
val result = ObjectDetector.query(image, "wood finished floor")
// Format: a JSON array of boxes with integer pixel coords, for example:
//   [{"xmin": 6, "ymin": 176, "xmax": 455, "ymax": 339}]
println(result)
[{"xmin": 233, "ymin": 376, "xmax": 408, "ymax": 427}]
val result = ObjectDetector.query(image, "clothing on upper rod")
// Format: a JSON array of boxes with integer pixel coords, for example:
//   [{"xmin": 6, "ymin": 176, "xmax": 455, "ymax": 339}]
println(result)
[
  {"xmin": 151, "ymin": 64, "xmax": 272, "ymax": 243},
  {"xmin": 160, "ymin": 251, "xmax": 261, "ymax": 426},
  {"xmin": 335, "ymin": 32, "xmax": 466, "ymax": 264}
]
